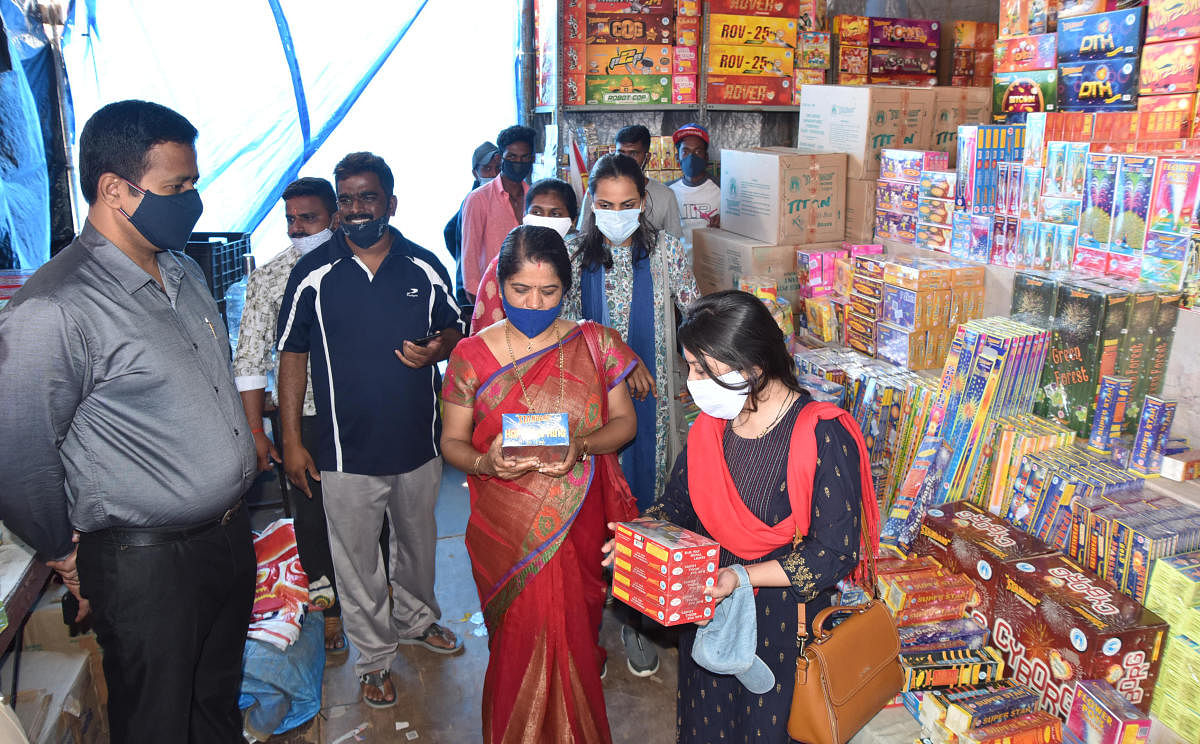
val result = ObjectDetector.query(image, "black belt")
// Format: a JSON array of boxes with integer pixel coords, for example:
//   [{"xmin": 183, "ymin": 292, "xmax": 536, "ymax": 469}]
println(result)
[{"xmin": 81, "ymin": 501, "xmax": 243, "ymax": 547}]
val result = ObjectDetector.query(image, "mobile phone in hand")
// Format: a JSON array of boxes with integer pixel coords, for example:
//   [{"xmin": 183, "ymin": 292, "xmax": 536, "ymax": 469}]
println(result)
[{"xmin": 412, "ymin": 331, "xmax": 442, "ymax": 347}]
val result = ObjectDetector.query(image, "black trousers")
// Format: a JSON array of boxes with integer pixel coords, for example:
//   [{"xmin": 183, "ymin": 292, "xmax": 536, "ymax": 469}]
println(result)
[
  {"xmin": 77, "ymin": 506, "xmax": 255, "ymax": 744},
  {"xmin": 293, "ymin": 415, "xmax": 340, "ymax": 617}
]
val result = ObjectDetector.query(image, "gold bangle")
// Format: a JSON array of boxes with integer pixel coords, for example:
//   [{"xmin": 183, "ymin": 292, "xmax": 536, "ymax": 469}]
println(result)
[
  {"xmin": 471, "ymin": 453, "xmax": 485, "ymax": 476},
  {"xmin": 577, "ymin": 438, "xmax": 590, "ymax": 462}
]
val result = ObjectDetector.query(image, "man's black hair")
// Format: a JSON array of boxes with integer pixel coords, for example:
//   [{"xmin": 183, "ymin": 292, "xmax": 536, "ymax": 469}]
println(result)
[
  {"xmin": 78, "ymin": 100, "xmax": 198, "ymax": 204},
  {"xmin": 282, "ymin": 177, "xmax": 337, "ymax": 216},
  {"xmin": 615, "ymin": 125, "xmax": 652, "ymax": 152},
  {"xmin": 333, "ymin": 152, "xmax": 394, "ymax": 196},
  {"xmin": 497, "ymin": 125, "xmax": 537, "ymax": 153}
]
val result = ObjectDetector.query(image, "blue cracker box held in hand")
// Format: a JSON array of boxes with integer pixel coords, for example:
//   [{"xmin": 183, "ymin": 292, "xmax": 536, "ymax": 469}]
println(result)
[{"xmin": 501, "ymin": 413, "xmax": 571, "ymax": 462}]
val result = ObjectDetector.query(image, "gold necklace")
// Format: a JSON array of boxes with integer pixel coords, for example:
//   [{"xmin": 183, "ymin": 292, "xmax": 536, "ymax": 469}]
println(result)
[
  {"xmin": 504, "ymin": 320, "xmax": 566, "ymax": 411},
  {"xmin": 736, "ymin": 390, "xmax": 795, "ymax": 438}
]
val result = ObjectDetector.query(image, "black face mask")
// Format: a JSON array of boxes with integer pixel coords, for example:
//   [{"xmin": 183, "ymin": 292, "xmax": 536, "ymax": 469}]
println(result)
[
  {"xmin": 341, "ymin": 215, "xmax": 390, "ymax": 248},
  {"xmin": 501, "ymin": 159, "xmax": 533, "ymax": 183},
  {"xmin": 120, "ymin": 181, "xmax": 204, "ymax": 252}
]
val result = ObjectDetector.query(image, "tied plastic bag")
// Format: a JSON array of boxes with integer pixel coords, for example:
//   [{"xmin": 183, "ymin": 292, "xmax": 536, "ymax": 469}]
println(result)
[{"xmin": 240, "ymin": 609, "xmax": 324, "ymax": 739}]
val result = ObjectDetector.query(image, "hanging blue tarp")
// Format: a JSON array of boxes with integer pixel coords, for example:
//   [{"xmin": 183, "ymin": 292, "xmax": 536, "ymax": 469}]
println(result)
[{"xmin": 61, "ymin": 0, "xmax": 428, "ymax": 236}]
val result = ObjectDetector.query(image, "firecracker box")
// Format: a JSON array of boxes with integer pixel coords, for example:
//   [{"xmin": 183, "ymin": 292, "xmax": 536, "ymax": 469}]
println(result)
[
  {"xmin": 1059, "ymin": 0, "xmax": 1124, "ymax": 20},
  {"xmin": 833, "ymin": 14, "xmax": 870, "ymax": 45},
  {"xmin": 898, "ymin": 616, "xmax": 991, "ymax": 654},
  {"xmin": 672, "ymin": 44, "xmax": 699, "ymax": 74},
  {"xmin": 1146, "ymin": 0, "xmax": 1200, "ymax": 43},
  {"xmin": 611, "ymin": 520, "xmax": 719, "ymax": 626},
  {"xmin": 585, "ymin": 74, "xmax": 673, "ymax": 105},
  {"xmin": 1160, "ymin": 448, "xmax": 1200, "ymax": 480},
  {"xmin": 586, "ymin": 12, "xmax": 674, "ymax": 44},
  {"xmin": 586, "ymin": 44, "xmax": 673, "ymax": 75},
  {"xmin": 708, "ymin": 0, "xmax": 802, "ymax": 16},
  {"xmin": 877, "ymin": 179, "xmax": 920, "ymax": 215},
  {"xmin": 942, "ymin": 685, "xmax": 1042, "ymax": 734},
  {"xmin": 994, "ymin": 35, "xmax": 1058, "ymax": 72},
  {"xmin": 845, "ymin": 310, "xmax": 878, "ymax": 355},
  {"xmin": 882, "ymin": 256, "xmax": 952, "ymax": 290},
  {"xmin": 876, "ymin": 210, "xmax": 918, "ymax": 243},
  {"xmin": 994, "ymin": 70, "xmax": 1060, "ymax": 116},
  {"xmin": 886, "ymin": 572, "xmax": 979, "ymax": 615},
  {"xmin": 1065, "ymin": 680, "xmax": 1151, "ymax": 744},
  {"xmin": 851, "ymin": 290, "xmax": 881, "ymax": 319},
  {"xmin": 838, "ymin": 44, "xmax": 870, "ymax": 76},
  {"xmin": 1139, "ymin": 39, "xmax": 1200, "ymax": 95},
  {"xmin": 805, "ymin": 296, "xmax": 838, "ymax": 341},
  {"xmin": 869, "ymin": 17, "xmax": 940, "ymax": 49},
  {"xmin": 1057, "ymin": 58, "xmax": 1139, "ymax": 111},
  {"xmin": 918, "ymin": 197, "xmax": 953, "ymax": 225},
  {"xmin": 792, "ymin": 68, "xmax": 826, "ymax": 93},
  {"xmin": 868, "ymin": 73, "xmax": 938, "ymax": 87},
  {"xmin": 1078, "ymin": 154, "xmax": 1121, "ymax": 253},
  {"xmin": 563, "ymin": 74, "xmax": 586, "ymax": 105},
  {"xmin": 880, "ymin": 149, "xmax": 950, "ymax": 183},
  {"xmin": 960, "ymin": 711, "xmax": 1064, "ymax": 744},
  {"xmin": 901, "ymin": 647, "xmax": 1005, "ymax": 691},
  {"xmin": 707, "ymin": 45, "xmax": 794, "ymax": 76},
  {"xmin": 587, "ymin": 0, "xmax": 673, "ymax": 10},
  {"xmin": 676, "ymin": 13, "xmax": 700, "ymax": 46},
  {"xmin": 796, "ymin": 85, "xmax": 937, "ymax": 179},
  {"xmin": 720, "ymin": 148, "xmax": 846, "ymax": 244},
  {"xmin": 877, "ymin": 323, "xmax": 930, "ymax": 369},
  {"xmin": 881, "ymin": 285, "xmax": 951, "ymax": 330},
  {"xmin": 1107, "ymin": 154, "xmax": 1157, "ymax": 256},
  {"xmin": 798, "ymin": 32, "xmax": 831, "ymax": 69},
  {"xmin": 851, "ymin": 273, "xmax": 884, "ymax": 301},
  {"xmin": 1056, "ymin": 8, "xmax": 1144, "ymax": 63},
  {"xmin": 869, "ymin": 47, "xmax": 938, "ymax": 75},
  {"xmin": 706, "ymin": 74, "xmax": 793, "ymax": 105},
  {"xmin": 677, "ymin": 0, "xmax": 699, "ymax": 13},
  {"xmin": 1136, "ymin": 94, "xmax": 1195, "ymax": 139},
  {"xmin": 921, "ymin": 169, "xmax": 959, "ymax": 199},
  {"xmin": 796, "ymin": 246, "xmax": 848, "ymax": 298},
  {"xmin": 1130, "ymin": 395, "xmax": 1175, "ymax": 475},
  {"xmin": 707, "ymin": 14, "xmax": 798, "ymax": 48},
  {"xmin": 989, "ymin": 554, "xmax": 1168, "ymax": 717},
  {"xmin": 954, "ymin": 49, "xmax": 977, "ymax": 76},
  {"xmin": 673, "ymin": 74, "xmax": 698, "ymax": 104},
  {"xmin": 501, "ymin": 413, "xmax": 570, "ymax": 461}
]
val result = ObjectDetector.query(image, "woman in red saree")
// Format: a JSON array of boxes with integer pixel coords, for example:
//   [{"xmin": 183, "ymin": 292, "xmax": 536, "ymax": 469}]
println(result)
[{"xmin": 441, "ymin": 225, "xmax": 639, "ymax": 744}]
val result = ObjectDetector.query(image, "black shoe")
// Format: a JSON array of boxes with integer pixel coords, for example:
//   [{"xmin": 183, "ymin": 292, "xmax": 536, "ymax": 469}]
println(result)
[{"xmin": 621, "ymin": 624, "xmax": 660, "ymax": 677}]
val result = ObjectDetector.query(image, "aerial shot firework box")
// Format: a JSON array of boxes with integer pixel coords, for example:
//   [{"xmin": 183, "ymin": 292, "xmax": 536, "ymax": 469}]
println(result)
[
  {"xmin": 880, "ymin": 148, "xmax": 950, "ymax": 182},
  {"xmin": 1138, "ymin": 39, "xmax": 1200, "ymax": 95},
  {"xmin": 990, "ymin": 554, "xmax": 1168, "ymax": 717},
  {"xmin": 586, "ymin": 44, "xmax": 674, "ymax": 75},
  {"xmin": 1107, "ymin": 155, "xmax": 1157, "ymax": 256},
  {"xmin": 707, "ymin": 14, "xmax": 798, "ymax": 47},
  {"xmin": 707, "ymin": 45, "xmax": 794, "ymax": 76},
  {"xmin": 994, "ymin": 70, "xmax": 1060, "ymax": 117},
  {"xmin": 1147, "ymin": 159, "xmax": 1200, "ymax": 235},
  {"xmin": 585, "ymin": 75, "xmax": 673, "ymax": 105},
  {"xmin": 708, "ymin": 0, "xmax": 803, "ymax": 17},
  {"xmin": 994, "ymin": 35, "xmax": 1058, "ymax": 72},
  {"xmin": 1057, "ymin": 58, "xmax": 1139, "ymax": 111},
  {"xmin": 1146, "ymin": 0, "xmax": 1200, "ymax": 43},
  {"xmin": 1077, "ymin": 154, "xmax": 1121, "ymax": 252},
  {"xmin": 586, "ymin": 12, "xmax": 674, "ymax": 44},
  {"xmin": 611, "ymin": 521, "xmax": 718, "ymax": 626},
  {"xmin": 910, "ymin": 501, "xmax": 1056, "ymax": 630},
  {"xmin": 869, "ymin": 47, "xmax": 938, "ymax": 75},
  {"xmin": 1064, "ymin": 680, "xmax": 1151, "ymax": 744},
  {"xmin": 1056, "ymin": 8, "xmax": 1144, "ymax": 63},
  {"xmin": 501, "ymin": 413, "xmax": 570, "ymax": 461},
  {"xmin": 869, "ymin": 17, "xmax": 940, "ymax": 49},
  {"xmin": 706, "ymin": 75, "xmax": 792, "ymax": 105}
]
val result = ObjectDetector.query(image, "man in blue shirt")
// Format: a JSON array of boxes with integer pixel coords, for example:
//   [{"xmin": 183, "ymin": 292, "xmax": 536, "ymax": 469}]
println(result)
[{"xmin": 277, "ymin": 152, "xmax": 465, "ymax": 709}]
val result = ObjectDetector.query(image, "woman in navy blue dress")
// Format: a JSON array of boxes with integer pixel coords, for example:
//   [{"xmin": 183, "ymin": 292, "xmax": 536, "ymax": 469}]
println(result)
[{"xmin": 615, "ymin": 290, "xmax": 880, "ymax": 744}]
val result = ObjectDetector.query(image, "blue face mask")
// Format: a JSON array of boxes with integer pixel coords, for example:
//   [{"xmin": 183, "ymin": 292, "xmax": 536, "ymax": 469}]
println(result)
[
  {"xmin": 681, "ymin": 153, "xmax": 708, "ymax": 181},
  {"xmin": 501, "ymin": 292, "xmax": 562, "ymax": 339},
  {"xmin": 120, "ymin": 180, "xmax": 204, "ymax": 252}
]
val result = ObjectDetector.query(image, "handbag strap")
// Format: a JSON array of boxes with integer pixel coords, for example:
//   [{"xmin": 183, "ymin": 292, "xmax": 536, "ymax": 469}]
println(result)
[{"xmin": 797, "ymin": 512, "xmax": 878, "ymax": 644}]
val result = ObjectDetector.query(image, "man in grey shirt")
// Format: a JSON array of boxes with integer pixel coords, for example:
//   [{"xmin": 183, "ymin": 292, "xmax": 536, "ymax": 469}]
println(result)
[
  {"xmin": 577, "ymin": 124, "xmax": 684, "ymax": 239},
  {"xmin": 0, "ymin": 100, "xmax": 258, "ymax": 743}
]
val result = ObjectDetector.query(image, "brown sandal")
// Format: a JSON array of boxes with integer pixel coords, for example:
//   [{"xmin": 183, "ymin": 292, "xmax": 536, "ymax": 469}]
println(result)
[{"xmin": 324, "ymin": 616, "xmax": 347, "ymax": 656}]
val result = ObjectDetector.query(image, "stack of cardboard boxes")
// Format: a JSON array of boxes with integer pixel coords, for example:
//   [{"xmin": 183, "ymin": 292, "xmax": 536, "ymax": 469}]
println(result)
[{"xmin": 834, "ymin": 15, "xmax": 941, "ymax": 87}]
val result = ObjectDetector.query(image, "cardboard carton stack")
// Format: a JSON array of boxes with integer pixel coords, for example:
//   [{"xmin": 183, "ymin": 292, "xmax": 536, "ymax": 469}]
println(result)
[
  {"xmin": 558, "ymin": 0, "xmax": 681, "ymax": 106},
  {"xmin": 950, "ymin": 21, "xmax": 1000, "ymax": 88},
  {"xmin": 931, "ymin": 88, "xmax": 994, "ymax": 166}
]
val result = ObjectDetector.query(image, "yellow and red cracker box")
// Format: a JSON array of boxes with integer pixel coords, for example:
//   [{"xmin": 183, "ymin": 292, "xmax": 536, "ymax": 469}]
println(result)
[
  {"xmin": 587, "ymin": 0, "xmax": 673, "ymax": 11},
  {"xmin": 838, "ymin": 45, "xmax": 870, "ymax": 76},
  {"xmin": 676, "ymin": 13, "xmax": 700, "ymax": 46},
  {"xmin": 900, "ymin": 647, "xmax": 1006, "ymax": 690},
  {"xmin": 1139, "ymin": 39, "xmax": 1200, "ymax": 95},
  {"xmin": 838, "ymin": 72, "xmax": 870, "ymax": 85},
  {"xmin": 563, "ymin": 74, "xmax": 587, "ymax": 105},
  {"xmin": 954, "ymin": 20, "xmax": 980, "ymax": 49},
  {"xmin": 708, "ymin": 0, "xmax": 802, "ymax": 15},
  {"xmin": 793, "ymin": 68, "xmax": 827, "ymax": 91},
  {"xmin": 586, "ymin": 12, "xmax": 674, "ymax": 44},
  {"xmin": 1147, "ymin": 0, "xmax": 1200, "ymax": 43},
  {"xmin": 611, "ymin": 520, "xmax": 719, "ymax": 626},
  {"xmin": 834, "ymin": 14, "xmax": 871, "ymax": 45},
  {"xmin": 708, "ymin": 45, "xmax": 795, "ymax": 76},
  {"xmin": 587, "ymin": 44, "xmax": 673, "ymax": 75},
  {"xmin": 965, "ymin": 711, "xmax": 1064, "ymax": 744},
  {"xmin": 707, "ymin": 75, "xmax": 793, "ymax": 105},
  {"xmin": 1137, "ymin": 93, "xmax": 1195, "ymax": 138},
  {"xmin": 977, "ymin": 23, "xmax": 999, "ymax": 50},
  {"xmin": 563, "ymin": 43, "xmax": 587, "ymax": 74},
  {"xmin": 708, "ymin": 14, "xmax": 799, "ymax": 48},
  {"xmin": 885, "ymin": 572, "xmax": 979, "ymax": 614},
  {"xmin": 676, "ymin": 0, "xmax": 699, "ymax": 14}
]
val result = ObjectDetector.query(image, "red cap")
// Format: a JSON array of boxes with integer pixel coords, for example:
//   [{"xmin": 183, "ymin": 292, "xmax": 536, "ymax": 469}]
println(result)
[{"xmin": 672, "ymin": 123, "xmax": 709, "ymax": 145}]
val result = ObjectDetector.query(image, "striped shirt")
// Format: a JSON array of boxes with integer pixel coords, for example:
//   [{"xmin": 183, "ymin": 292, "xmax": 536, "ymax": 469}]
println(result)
[{"xmin": 277, "ymin": 227, "xmax": 463, "ymax": 475}]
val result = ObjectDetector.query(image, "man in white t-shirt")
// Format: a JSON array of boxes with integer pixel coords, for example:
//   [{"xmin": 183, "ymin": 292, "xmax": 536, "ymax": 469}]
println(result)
[{"xmin": 667, "ymin": 123, "xmax": 721, "ymax": 242}]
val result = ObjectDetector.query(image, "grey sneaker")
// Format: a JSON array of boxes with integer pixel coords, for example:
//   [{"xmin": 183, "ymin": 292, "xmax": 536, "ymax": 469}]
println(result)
[{"xmin": 621, "ymin": 624, "xmax": 660, "ymax": 677}]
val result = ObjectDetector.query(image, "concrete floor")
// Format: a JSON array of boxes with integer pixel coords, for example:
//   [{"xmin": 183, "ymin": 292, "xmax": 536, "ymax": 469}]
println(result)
[{"xmin": 248, "ymin": 464, "xmax": 680, "ymax": 744}]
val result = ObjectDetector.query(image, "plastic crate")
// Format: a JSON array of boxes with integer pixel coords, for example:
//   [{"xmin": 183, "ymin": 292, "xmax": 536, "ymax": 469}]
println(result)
[{"xmin": 184, "ymin": 232, "xmax": 250, "ymax": 302}]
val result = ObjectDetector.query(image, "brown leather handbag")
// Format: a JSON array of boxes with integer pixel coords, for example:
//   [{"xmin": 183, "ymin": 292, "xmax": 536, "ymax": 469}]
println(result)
[{"xmin": 786, "ymin": 534, "xmax": 903, "ymax": 744}]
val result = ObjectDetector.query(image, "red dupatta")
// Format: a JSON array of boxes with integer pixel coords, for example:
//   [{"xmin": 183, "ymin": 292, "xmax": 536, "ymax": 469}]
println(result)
[{"xmin": 687, "ymin": 400, "xmax": 881, "ymax": 585}]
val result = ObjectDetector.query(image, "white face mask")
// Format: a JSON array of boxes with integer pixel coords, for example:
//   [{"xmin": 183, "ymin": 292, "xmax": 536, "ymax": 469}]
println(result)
[
  {"xmin": 594, "ymin": 207, "xmax": 641, "ymax": 244},
  {"xmin": 523, "ymin": 213, "xmax": 573, "ymax": 238},
  {"xmin": 687, "ymin": 370, "xmax": 750, "ymax": 420},
  {"xmin": 291, "ymin": 228, "xmax": 332, "ymax": 255},
  {"xmin": 478, "ymin": 176, "xmax": 495, "ymax": 187}
]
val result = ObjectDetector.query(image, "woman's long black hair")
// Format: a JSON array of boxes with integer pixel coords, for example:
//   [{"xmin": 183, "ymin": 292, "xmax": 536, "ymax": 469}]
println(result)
[
  {"xmin": 574, "ymin": 153, "xmax": 659, "ymax": 272},
  {"xmin": 678, "ymin": 290, "xmax": 803, "ymax": 410}
]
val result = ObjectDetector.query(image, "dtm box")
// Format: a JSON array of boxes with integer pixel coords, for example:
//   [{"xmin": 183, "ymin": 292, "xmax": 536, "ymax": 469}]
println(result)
[{"xmin": 611, "ymin": 520, "xmax": 720, "ymax": 625}]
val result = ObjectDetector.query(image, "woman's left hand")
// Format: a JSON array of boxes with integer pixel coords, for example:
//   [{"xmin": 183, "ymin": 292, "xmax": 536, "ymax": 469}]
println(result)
[
  {"xmin": 538, "ymin": 438, "xmax": 581, "ymax": 478},
  {"xmin": 704, "ymin": 566, "xmax": 741, "ymax": 604}
]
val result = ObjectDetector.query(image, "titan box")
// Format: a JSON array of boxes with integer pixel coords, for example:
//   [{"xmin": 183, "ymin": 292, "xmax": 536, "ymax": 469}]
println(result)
[
  {"xmin": 719, "ymin": 148, "xmax": 846, "ymax": 245},
  {"xmin": 796, "ymin": 85, "xmax": 937, "ymax": 179},
  {"xmin": 930, "ymin": 88, "xmax": 994, "ymax": 167}
]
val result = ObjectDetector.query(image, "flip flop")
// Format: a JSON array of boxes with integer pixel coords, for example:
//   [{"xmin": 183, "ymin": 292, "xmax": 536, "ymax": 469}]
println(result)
[
  {"xmin": 397, "ymin": 622, "xmax": 463, "ymax": 655},
  {"xmin": 359, "ymin": 669, "xmax": 396, "ymax": 709},
  {"xmin": 325, "ymin": 617, "xmax": 348, "ymax": 657}
]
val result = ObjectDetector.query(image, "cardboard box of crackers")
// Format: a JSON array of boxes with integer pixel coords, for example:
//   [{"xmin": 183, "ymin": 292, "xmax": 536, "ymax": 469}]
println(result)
[
  {"xmin": 1064, "ymin": 679, "xmax": 1151, "ymax": 744},
  {"xmin": 610, "ymin": 520, "xmax": 719, "ymax": 626}
]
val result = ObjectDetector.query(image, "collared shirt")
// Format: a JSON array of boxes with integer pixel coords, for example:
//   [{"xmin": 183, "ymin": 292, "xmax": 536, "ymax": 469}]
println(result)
[
  {"xmin": 233, "ymin": 243, "xmax": 318, "ymax": 416},
  {"xmin": 578, "ymin": 177, "xmax": 684, "ymax": 240},
  {"xmin": 460, "ymin": 176, "xmax": 528, "ymax": 296},
  {"xmin": 0, "ymin": 222, "xmax": 258, "ymax": 560},
  {"xmin": 277, "ymin": 227, "xmax": 463, "ymax": 476}
]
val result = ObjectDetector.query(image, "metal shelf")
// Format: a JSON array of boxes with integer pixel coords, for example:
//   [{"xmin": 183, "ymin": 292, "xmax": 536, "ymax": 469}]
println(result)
[
  {"xmin": 562, "ymin": 104, "xmax": 702, "ymax": 113},
  {"xmin": 533, "ymin": 105, "xmax": 556, "ymax": 114},
  {"xmin": 706, "ymin": 104, "xmax": 801, "ymax": 112}
]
